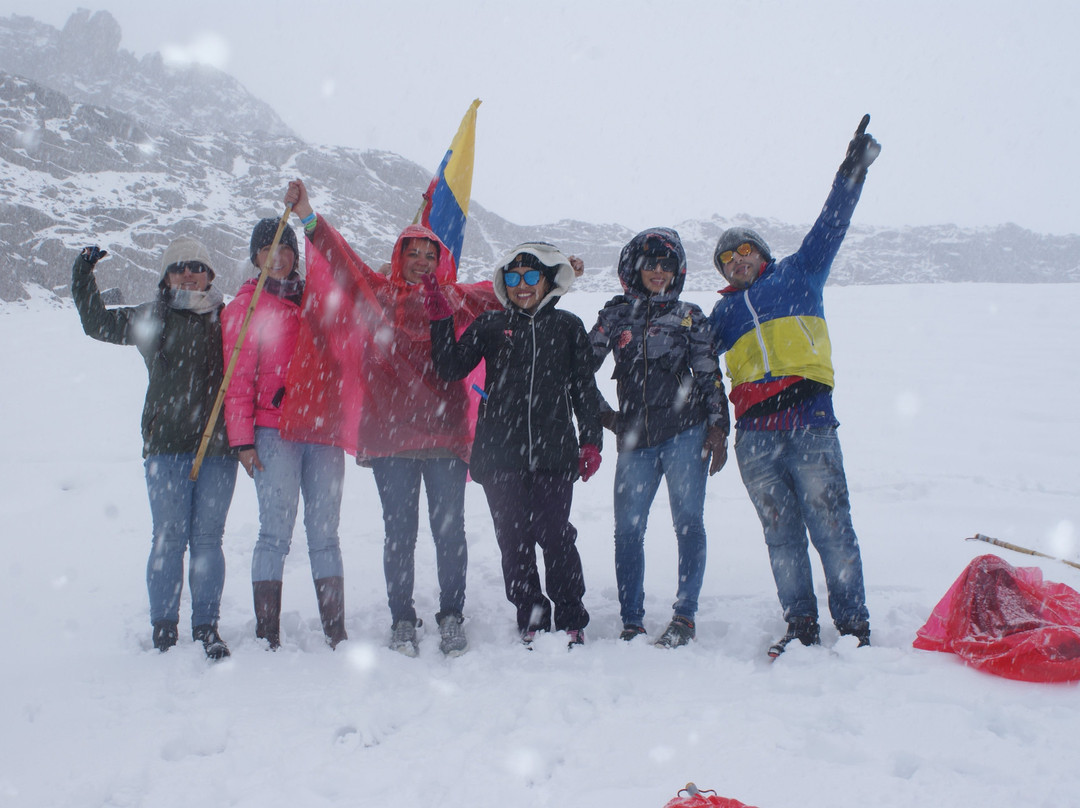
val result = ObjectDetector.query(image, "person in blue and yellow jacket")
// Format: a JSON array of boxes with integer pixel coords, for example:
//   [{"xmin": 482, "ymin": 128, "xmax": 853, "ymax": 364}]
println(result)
[{"xmin": 708, "ymin": 115, "xmax": 880, "ymax": 659}]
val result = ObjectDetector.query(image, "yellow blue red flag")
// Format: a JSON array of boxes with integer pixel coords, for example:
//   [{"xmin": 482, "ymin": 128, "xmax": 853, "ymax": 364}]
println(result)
[{"xmin": 415, "ymin": 98, "xmax": 481, "ymax": 266}]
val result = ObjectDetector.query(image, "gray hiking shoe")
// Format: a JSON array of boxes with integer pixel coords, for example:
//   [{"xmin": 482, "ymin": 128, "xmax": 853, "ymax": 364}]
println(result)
[
  {"xmin": 437, "ymin": 613, "xmax": 468, "ymax": 657},
  {"xmin": 654, "ymin": 616, "xmax": 695, "ymax": 649},
  {"xmin": 389, "ymin": 619, "xmax": 420, "ymax": 657}
]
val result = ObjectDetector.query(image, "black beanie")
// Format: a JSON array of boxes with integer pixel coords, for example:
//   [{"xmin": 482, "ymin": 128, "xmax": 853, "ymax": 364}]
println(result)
[{"xmin": 249, "ymin": 218, "xmax": 299, "ymax": 270}]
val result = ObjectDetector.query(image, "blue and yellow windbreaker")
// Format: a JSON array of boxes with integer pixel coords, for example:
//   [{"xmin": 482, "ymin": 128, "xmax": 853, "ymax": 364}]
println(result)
[{"xmin": 708, "ymin": 174, "xmax": 863, "ymax": 418}]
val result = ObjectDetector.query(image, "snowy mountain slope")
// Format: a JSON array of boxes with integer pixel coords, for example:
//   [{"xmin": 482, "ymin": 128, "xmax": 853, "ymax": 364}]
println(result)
[
  {"xmin": 2, "ymin": 10, "xmax": 1080, "ymax": 304},
  {"xmin": 0, "ymin": 284, "xmax": 1078, "ymax": 808}
]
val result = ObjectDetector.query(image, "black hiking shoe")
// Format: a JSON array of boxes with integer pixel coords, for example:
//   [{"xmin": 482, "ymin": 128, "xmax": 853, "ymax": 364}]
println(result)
[
  {"xmin": 654, "ymin": 616, "xmax": 695, "ymax": 649},
  {"xmin": 152, "ymin": 620, "xmax": 178, "ymax": 652},
  {"xmin": 768, "ymin": 617, "xmax": 821, "ymax": 659},
  {"xmin": 620, "ymin": 624, "xmax": 647, "ymax": 642},
  {"xmin": 566, "ymin": 629, "xmax": 585, "ymax": 650},
  {"xmin": 193, "ymin": 624, "xmax": 231, "ymax": 661},
  {"xmin": 837, "ymin": 621, "xmax": 871, "ymax": 647}
]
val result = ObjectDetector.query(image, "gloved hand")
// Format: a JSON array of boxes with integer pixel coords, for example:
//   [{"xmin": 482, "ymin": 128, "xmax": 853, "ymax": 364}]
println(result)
[
  {"xmin": 80, "ymin": 245, "xmax": 108, "ymax": 268},
  {"xmin": 701, "ymin": 425, "xmax": 728, "ymax": 476},
  {"xmin": 421, "ymin": 272, "xmax": 453, "ymax": 320},
  {"xmin": 838, "ymin": 114, "xmax": 881, "ymax": 184},
  {"xmin": 578, "ymin": 443, "xmax": 602, "ymax": 482},
  {"xmin": 599, "ymin": 408, "xmax": 618, "ymax": 433}
]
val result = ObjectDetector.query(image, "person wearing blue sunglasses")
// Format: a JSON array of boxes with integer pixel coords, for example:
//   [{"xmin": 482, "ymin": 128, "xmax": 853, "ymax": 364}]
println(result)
[{"xmin": 424, "ymin": 243, "xmax": 602, "ymax": 648}]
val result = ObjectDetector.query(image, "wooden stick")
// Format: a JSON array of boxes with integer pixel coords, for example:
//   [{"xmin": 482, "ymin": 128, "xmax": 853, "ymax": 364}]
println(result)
[
  {"xmin": 966, "ymin": 533, "xmax": 1080, "ymax": 571},
  {"xmin": 189, "ymin": 203, "xmax": 293, "ymax": 481}
]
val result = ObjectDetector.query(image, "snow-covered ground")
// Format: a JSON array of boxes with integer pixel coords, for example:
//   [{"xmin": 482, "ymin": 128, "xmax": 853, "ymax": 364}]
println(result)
[{"xmin": 1, "ymin": 284, "xmax": 1078, "ymax": 808}]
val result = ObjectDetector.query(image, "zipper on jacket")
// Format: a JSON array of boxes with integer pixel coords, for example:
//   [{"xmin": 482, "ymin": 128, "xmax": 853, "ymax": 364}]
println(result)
[
  {"xmin": 795, "ymin": 316, "xmax": 817, "ymax": 349},
  {"xmin": 743, "ymin": 291, "xmax": 771, "ymax": 376},
  {"xmin": 527, "ymin": 314, "xmax": 537, "ymax": 469},
  {"xmin": 642, "ymin": 301, "xmax": 651, "ymax": 445}
]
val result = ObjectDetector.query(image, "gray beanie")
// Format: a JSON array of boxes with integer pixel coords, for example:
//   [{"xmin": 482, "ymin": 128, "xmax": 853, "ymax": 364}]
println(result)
[
  {"xmin": 712, "ymin": 227, "xmax": 773, "ymax": 273},
  {"xmin": 161, "ymin": 236, "xmax": 215, "ymax": 280}
]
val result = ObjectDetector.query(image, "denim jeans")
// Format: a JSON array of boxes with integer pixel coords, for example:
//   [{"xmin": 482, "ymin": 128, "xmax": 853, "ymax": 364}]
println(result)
[
  {"xmin": 371, "ymin": 456, "xmax": 468, "ymax": 624},
  {"xmin": 251, "ymin": 427, "xmax": 345, "ymax": 583},
  {"xmin": 482, "ymin": 469, "xmax": 589, "ymax": 633},
  {"xmin": 144, "ymin": 453, "xmax": 238, "ymax": 628},
  {"xmin": 734, "ymin": 426, "xmax": 869, "ymax": 628},
  {"xmin": 613, "ymin": 421, "xmax": 708, "ymax": 627}
]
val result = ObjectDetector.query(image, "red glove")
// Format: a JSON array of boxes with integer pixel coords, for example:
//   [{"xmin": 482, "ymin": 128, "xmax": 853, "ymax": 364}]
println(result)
[
  {"xmin": 421, "ymin": 272, "xmax": 453, "ymax": 320},
  {"xmin": 578, "ymin": 444, "xmax": 601, "ymax": 481}
]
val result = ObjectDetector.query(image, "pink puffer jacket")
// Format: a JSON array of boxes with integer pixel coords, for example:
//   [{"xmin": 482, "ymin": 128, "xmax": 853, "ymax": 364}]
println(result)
[{"xmin": 221, "ymin": 277, "xmax": 301, "ymax": 447}]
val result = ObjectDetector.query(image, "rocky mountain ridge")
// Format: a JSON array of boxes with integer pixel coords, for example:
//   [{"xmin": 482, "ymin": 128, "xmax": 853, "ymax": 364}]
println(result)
[{"xmin": 1, "ymin": 10, "xmax": 1077, "ymax": 304}]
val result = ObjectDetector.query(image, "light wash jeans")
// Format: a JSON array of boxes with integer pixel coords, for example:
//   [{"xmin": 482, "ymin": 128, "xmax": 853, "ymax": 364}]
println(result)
[
  {"xmin": 613, "ymin": 421, "xmax": 708, "ymax": 627},
  {"xmin": 371, "ymin": 456, "xmax": 468, "ymax": 625},
  {"xmin": 251, "ymin": 427, "xmax": 344, "ymax": 583},
  {"xmin": 144, "ymin": 453, "xmax": 238, "ymax": 628},
  {"xmin": 734, "ymin": 426, "xmax": 869, "ymax": 629}
]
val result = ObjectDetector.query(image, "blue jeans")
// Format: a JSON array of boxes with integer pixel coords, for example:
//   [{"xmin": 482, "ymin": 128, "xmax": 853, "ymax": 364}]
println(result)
[
  {"xmin": 251, "ymin": 428, "xmax": 345, "ymax": 583},
  {"xmin": 371, "ymin": 456, "xmax": 467, "ymax": 624},
  {"xmin": 613, "ymin": 421, "xmax": 708, "ymax": 627},
  {"xmin": 734, "ymin": 426, "xmax": 869, "ymax": 628},
  {"xmin": 144, "ymin": 454, "xmax": 238, "ymax": 628}
]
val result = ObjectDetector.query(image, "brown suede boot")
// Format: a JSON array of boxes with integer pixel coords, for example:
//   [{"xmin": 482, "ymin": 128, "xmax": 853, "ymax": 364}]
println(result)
[
  {"xmin": 253, "ymin": 580, "xmax": 282, "ymax": 649},
  {"xmin": 315, "ymin": 576, "xmax": 347, "ymax": 649}
]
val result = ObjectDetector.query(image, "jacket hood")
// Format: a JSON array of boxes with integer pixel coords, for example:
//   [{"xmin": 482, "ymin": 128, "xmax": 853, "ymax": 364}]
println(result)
[
  {"xmin": 492, "ymin": 242, "xmax": 576, "ymax": 312},
  {"xmin": 617, "ymin": 227, "xmax": 687, "ymax": 300},
  {"xmin": 389, "ymin": 225, "xmax": 456, "ymax": 287}
]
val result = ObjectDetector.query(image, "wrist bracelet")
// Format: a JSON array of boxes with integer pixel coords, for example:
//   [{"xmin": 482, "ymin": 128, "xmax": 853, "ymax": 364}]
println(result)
[{"xmin": 300, "ymin": 212, "xmax": 317, "ymax": 227}]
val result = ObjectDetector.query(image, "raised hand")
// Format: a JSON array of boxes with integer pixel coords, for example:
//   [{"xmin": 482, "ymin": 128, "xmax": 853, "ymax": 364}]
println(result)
[{"xmin": 838, "ymin": 114, "xmax": 881, "ymax": 184}]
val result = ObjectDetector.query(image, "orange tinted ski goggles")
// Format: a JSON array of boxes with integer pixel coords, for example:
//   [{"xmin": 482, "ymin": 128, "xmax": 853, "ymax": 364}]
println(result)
[{"xmin": 717, "ymin": 243, "xmax": 755, "ymax": 265}]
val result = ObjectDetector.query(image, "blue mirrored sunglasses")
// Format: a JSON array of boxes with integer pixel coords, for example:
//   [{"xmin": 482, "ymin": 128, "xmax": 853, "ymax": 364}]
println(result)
[{"xmin": 504, "ymin": 268, "xmax": 543, "ymax": 287}]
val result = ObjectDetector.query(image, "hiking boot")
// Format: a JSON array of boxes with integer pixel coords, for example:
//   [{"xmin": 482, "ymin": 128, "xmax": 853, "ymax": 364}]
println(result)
[
  {"xmin": 152, "ymin": 620, "xmax": 178, "ymax": 652},
  {"xmin": 566, "ymin": 629, "xmax": 585, "ymax": 649},
  {"xmin": 315, "ymin": 576, "xmax": 348, "ymax": 649},
  {"xmin": 253, "ymin": 580, "xmax": 282, "ymax": 650},
  {"xmin": 389, "ymin": 619, "xmax": 421, "ymax": 657},
  {"xmin": 768, "ymin": 616, "xmax": 821, "ymax": 659},
  {"xmin": 437, "ymin": 613, "xmax": 468, "ymax": 657},
  {"xmin": 521, "ymin": 629, "xmax": 537, "ymax": 648},
  {"xmin": 654, "ymin": 616, "xmax": 696, "ymax": 649},
  {"xmin": 620, "ymin": 624, "xmax": 647, "ymax": 642},
  {"xmin": 193, "ymin": 624, "xmax": 231, "ymax": 661},
  {"xmin": 838, "ymin": 621, "xmax": 871, "ymax": 648}
]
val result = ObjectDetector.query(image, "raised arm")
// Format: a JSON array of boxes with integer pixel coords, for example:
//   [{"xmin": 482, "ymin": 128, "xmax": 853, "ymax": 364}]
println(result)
[{"xmin": 71, "ymin": 246, "xmax": 138, "ymax": 346}]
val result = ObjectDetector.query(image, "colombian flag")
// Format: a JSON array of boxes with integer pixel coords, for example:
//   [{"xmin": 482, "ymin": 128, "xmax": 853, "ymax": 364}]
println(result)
[{"xmin": 415, "ymin": 99, "xmax": 481, "ymax": 266}]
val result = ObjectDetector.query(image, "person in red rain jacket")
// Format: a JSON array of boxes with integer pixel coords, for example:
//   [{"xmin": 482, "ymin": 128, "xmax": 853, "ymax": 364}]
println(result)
[{"xmin": 285, "ymin": 179, "xmax": 499, "ymax": 657}]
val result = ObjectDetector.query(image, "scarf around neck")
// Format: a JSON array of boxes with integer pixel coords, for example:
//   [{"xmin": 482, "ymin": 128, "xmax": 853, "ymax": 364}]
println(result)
[{"xmin": 165, "ymin": 285, "xmax": 224, "ymax": 315}]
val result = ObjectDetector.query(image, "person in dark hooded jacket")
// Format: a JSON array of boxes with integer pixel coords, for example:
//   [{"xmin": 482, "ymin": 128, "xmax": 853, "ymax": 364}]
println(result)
[
  {"xmin": 588, "ymin": 228, "xmax": 730, "ymax": 647},
  {"xmin": 71, "ymin": 237, "xmax": 237, "ymax": 660},
  {"xmin": 426, "ymin": 243, "xmax": 603, "ymax": 647}
]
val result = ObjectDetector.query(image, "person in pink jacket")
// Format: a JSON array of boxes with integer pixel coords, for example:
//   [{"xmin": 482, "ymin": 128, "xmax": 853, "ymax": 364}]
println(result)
[{"xmin": 222, "ymin": 218, "xmax": 347, "ymax": 650}]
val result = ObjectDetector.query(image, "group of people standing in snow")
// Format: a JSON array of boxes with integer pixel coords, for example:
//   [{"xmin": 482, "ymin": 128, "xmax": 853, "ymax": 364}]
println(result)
[{"xmin": 72, "ymin": 116, "xmax": 880, "ymax": 662}]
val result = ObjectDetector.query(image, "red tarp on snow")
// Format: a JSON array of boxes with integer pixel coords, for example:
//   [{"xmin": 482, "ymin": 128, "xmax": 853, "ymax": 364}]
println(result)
[
  {"xmin": 914, "ymin": 554, "xmax": 1080, "ymax": 683},
  {"xmin": 663, "ymin": 787, "xmax": 759, "ymax": 808}
]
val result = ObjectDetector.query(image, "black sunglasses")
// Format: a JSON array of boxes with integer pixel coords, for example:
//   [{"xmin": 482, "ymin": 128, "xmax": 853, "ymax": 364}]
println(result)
[{"xmin": 166, "ymin": 261, "xmax": 209, "ymax": 275}]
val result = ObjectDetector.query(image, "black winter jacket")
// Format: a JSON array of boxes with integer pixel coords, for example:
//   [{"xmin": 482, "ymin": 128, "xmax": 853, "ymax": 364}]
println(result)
[
  {"xmin": 589, "ymin": 227, "xmax": 730, "ymax": 451},
  {"xmin": 71, "ymin": 253, "xmax": 232, "ymax": 458},
  {"xmin": 430, "ymin": 301, "xmax": 603, "ymax": 485}
]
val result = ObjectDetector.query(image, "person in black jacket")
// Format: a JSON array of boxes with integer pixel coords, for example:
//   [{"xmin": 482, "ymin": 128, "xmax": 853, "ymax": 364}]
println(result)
[
  {"xmin": 588, "ymin": 228, "xmax": 730, "ymax": 648},
  {"xmin": 72, "ymin": 238, "xmax": 238, "ymax": 659},
  {"xmin": 425, "ymin": 243, "xmax": 602, "ymax": 647}
]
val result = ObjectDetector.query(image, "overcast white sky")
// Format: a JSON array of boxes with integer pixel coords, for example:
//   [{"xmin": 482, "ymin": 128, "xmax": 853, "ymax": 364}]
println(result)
[{"xmin": 7, "ymin": 1, "xmax": 1080, "ymax": 234}]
